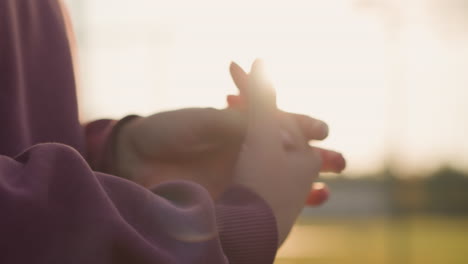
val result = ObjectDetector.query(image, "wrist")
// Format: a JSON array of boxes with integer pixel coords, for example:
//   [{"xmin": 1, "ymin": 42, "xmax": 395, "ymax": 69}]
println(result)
[{"xmin": 113, "ymin": 115, "xmax": 142, "ymax": 179}]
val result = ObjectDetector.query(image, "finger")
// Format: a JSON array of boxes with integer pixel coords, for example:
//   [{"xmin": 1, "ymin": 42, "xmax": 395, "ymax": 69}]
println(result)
[
  {"xmin": 306, "ymin": 182, "xmax": 330, "ymax": 206},
  {"xmin": 248, "ymin": 59, "xmax": 277, "ymax": 113},
  {"xmin": 313, "ymin": 147, "xmax": 346, "ymax": 173},
  {"xmin": 228, "ymin": 66, "xmax": 329, "ymax": 141},
  {"xmin": 227, "ymin": 95, "xmax": 329, "ymax": 141},
  {"xmin": 290, "ymin": 113, "xmax": 329, "ymax": 140},
  {"xmin": 226, "ymin": 94, "xmax": 244, "ymax": 109},
  {"xmin": 244, "ymin": 59, "xmax": 279, "ymax": 145},
  {"xmin": 229, "ymin": 62, "xmax": 248, "ymax": 97},
  {"xmin": 226, "ymin": 99, "xmax": 321, "ymax": 151}
]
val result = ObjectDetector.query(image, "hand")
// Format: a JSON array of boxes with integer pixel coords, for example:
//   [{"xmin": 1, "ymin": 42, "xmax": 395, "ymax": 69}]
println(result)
[
  {"xmin": 115, "ymin": 107, "xmax": 331, "ymax": 199},
  {"xmin": 227, "ymin": 62, "xmax": 346, "ymax": 206},
  {"xmin": 114, "ymin": 63, "xmax": 344, "ymax": 200},
  {"xmin": 115, "ymin": 108, "xmax": 246, "ymax": 199},
  {"xmin": 227, "ymin": 62, "xmax": 345, "ymax": 174},
  {"xmin": 233, "ymin": 60, "xmax": 323, "ymax": 245}
]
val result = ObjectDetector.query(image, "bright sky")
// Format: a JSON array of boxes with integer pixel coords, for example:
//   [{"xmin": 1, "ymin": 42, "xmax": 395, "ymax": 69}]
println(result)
[{"xmin": 66, "ymin": 0, "xmax": 468, "ymax": 175}]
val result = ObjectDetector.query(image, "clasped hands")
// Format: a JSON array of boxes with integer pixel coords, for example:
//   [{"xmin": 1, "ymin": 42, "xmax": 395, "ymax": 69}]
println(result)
[{"xmin": 114, "ymin": 60, "xmax": 346, "ymax": 244}]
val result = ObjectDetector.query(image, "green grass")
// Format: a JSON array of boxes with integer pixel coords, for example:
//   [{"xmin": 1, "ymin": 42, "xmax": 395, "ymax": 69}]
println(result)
[{"xmin": 275, "ymin": 216, "xmax": 468, "ymax": 264}]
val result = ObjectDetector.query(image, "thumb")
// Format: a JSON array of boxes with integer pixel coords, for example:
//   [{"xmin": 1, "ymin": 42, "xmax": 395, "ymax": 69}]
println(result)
[
  {"xmin": 229, "ymin": 61, "xmax": 248, "ymax": 97},
  {"xmin": 244, "ymin": 59, "xmax": 279, "ymax": 146}
]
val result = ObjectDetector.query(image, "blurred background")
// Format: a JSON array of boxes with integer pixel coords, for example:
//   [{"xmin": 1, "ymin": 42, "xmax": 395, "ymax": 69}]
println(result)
[{"xmin": 64, "ymin": 0, "xmax": 468, "ymax": 263}]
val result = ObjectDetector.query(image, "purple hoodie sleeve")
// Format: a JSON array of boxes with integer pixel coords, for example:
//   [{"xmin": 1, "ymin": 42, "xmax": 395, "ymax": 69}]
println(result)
[
  {"xmin": 0, "ymin": 143, "xmax": 277, "ymax": 264},
  {"xmin": 0, "ymin": 0, "xmax": 279, "ymax": 262}
]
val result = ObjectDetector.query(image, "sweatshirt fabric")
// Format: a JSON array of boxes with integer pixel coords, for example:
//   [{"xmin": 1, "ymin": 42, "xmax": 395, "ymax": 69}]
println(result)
[{"xmin": 0, "ymin": 0, "xmax": 278, "ymax": 263}]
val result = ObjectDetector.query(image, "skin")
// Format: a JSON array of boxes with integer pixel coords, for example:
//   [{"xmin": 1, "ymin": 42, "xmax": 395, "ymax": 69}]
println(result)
[{"xmin": 115, "ymin": 107, "xmax": 246, "ymax": 199}]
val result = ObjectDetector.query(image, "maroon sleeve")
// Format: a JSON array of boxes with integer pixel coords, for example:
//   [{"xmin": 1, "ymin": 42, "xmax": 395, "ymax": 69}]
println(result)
[
  {"xmin": 83, "ymin": 119, "xmax": 116, "ymax": 172},
  {"xmin": 83, "ymin": 115, "xmax": 139, "ymax": 175},
  {"xmin": 0, "ymin": 143, "xmax": 278, "ymax": 264}
]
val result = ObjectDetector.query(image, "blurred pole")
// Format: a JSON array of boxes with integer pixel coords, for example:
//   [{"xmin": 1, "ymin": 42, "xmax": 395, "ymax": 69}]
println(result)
[
  {"xmin": 353, "ymin": 0, "xmax": 408, "ymax": 172},
  {"xmin": 64, "ymin": 0, "xmax": 87, "ymax": 48},
  {"xmin": 352, "ymin": 3, "xmax": 405, "ymax": 161},
  {"xmin": 63, "ymin": 0, "xmax": 88, "ymax": 119},
  {"xmin": 353, "ymin": 0, "xmax": 410, "ymax": 263}
]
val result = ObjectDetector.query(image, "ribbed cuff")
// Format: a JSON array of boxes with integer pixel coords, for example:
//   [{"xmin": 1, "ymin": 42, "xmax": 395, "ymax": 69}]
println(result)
[{"xmin": 215, "ymin": 185, "xmax": 278, "ymax": 264}]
